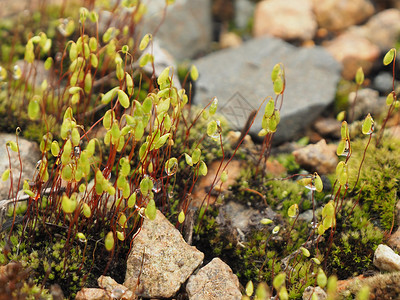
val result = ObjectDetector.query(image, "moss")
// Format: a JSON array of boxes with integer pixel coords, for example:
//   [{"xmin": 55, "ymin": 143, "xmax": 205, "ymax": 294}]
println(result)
[
  {"xmin": 348, "ymin": 136, "xmax": 400, "ymax": 230},
  {"xmin": 326, "ymin": 200, "xmax": 384, "ymax": 279}
]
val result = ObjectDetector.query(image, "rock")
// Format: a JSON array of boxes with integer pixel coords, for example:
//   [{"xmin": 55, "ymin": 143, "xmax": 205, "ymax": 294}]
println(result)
[
  {"xmin": 16, "ymin": 60, "xmax": 55, "ymax": 90},
  {"xmin": 372, "ymin": 72, "xmax": 394, "ymax": 95},
  {"xmin": 348, "ymin": 88, "xmax": 384, "ymax": 121},
  {"xmin": 139, "ymin": 39, "xmax": 181, "ymax": 90},
  {"xmin": 312, "ymin": 0, "xmax": 375, "ymax": 31},
  {"xmin": 234, "ymin": 0, "xmax": 255, "ymax": 30},
  {"xmin": 313, "ymin": 117, "xmax": 341, "ymax": 139},
  {"xmin": 373, "ymin": 244, "xmax": 400, "ymax": 272},
  {"xmin": 220, "ymin": 31, "xmax": 242, "ymax": 49},
  {"xmin": 140, "ymin": 0, "xmax": 212, "ymax": 59},
  {"xmin": 298, "ymin": 210, "xmax": 314, "ymax": 223},
  {"xmin": 292, "ymin": 139, "xmax": 338, "ymax": 175},
  {"xmin": 0, "ymin": 0, "xmax": 64, "ymax": 18},
  {"xmin": 348, "ymin": 9, "xmax": 400, "ymax": 52},
  {"xmin": 193, "ymin": 37, "xmax": 341, "ymax": 144},
  {"xmin": 0, "ymin": 133, "xmax": 40, "ymax": 200},
  {"xmin": 216, "ymin": 201, "xmax": 280, "ymax": 243},
  {"xmin": 253, "ymin": 0, "xmax": 317, "ymax": 41},
  {"xmin": 303, "ymin": 286, "xmax": 327, "ymax": 300},
  {"xmin": 186, "ymin": 257, "xmax": 242, "ymax": 300},
  {"xmin": 323, "ymin": 31, "xmax": 380, "ymax": 79},
  {"xmin": 124, "ymin": 210, "xmax": 204, "ymax": 298},
  {"xmin": 337, "ymin": 272, "xmax": 400, "ymax": 299},
  {"xmin": 388, "ymin": 228, "xmax": 400, "ymax": 251},
  {"xmin": 98, "ymin": 276, "xmax": 135, "ymax": 300},
  {"xmin": 192, "ymin": 159, "xmax": 242, "ymax": 207},
  {"xmin": 75, "ymin": 288, "xmax": 108, "ymax": 300}
]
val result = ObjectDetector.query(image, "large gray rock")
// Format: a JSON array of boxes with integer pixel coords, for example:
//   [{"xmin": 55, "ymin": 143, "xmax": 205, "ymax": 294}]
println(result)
[
  {"xmin": 124, "ymin": 210, "xmax": 204, "ymax": 298},
  {"xmin": 186, "ymin": 258, "xmax": 242, "ymax": 300},
  {"xmin": 139, "ymin": 0, "xmax": 212, "ymax": 60},
  {"xmin": 193, "ymin": 37, "xmax": 341, "ymax": 143}
]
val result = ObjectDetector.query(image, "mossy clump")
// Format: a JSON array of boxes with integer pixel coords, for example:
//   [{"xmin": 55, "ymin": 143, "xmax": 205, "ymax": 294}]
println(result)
[
  {"xmin": 348, "ymin": 136, "xmax": 400, "ymax": 230},
  {"xmin": 327, "ymin": 200, "xmax": 384, "ymax": 279}
]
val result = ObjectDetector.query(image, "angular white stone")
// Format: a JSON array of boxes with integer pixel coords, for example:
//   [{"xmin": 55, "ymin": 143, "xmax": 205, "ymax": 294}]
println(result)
[{"xmin": 373, "ymin": 244, "xmax": 400, "ymax": 272}]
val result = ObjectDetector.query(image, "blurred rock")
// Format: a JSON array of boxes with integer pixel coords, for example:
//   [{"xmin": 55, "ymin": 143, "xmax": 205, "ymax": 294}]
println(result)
[
  {"xmin": 220, "ymin": 31, "xmax": 242, "ymax": 49},
  {"xmin": 337, "ymin": 272, "xmax": 400, "ymax": 299},
  {"xmin": 139, "ymin": 39, "xmax": 181, "ymax": 90},
  {"xmin": 140, "ymin": 0, "xmax": 212, "ymax": 59},
  {"xmin": 0, "ymin": 0, "xmax": 64, "ymax": 18},
  {"xmin": 313, "ymin": 117, "xmax": 341, "ymax": 139},
  {"xmin": 193, "ymin": 37, "xmax": 341, "ymax": 143},
  {"xmin": 372, "ymin": 72, "xmax": 394, "ymax": 94},
  {"xmin": 388, "ymin": 228, "xmax": 400, "ymax": 251},
  {"xmin": 253, "ymin": 0, "xmax": 317, "ymax": 41},
  {"xmin": 348, "ymin": 9, "xmax": 400, "ymax": 52},
  {"xmin": 16, "ymin": 60, "xmax": 55, "ymax": 90},
  {"xmin": 373, "ymin": 244, "xmax": 400, "ymax": 272},
  {"xmin": 75, "ymin": 288, "xmax": 108, "ymax": 300},
  {"xmin": 212, "ymin": 0, "xmax": 234, "ymax": 23},
  {"xmin": 292, "ymin": 139, "xmax": 338, "ymax": 175},
  {"xmin": 348, "ymin": 88, "xmax": 384, "ymax": 120},
  {"xmin": 98, "ymin": 276, "xmax": 134, "ymax": 300},
  {"xmin": 324, "ymin": 31, "xmax": 380, "ymax": 79},
  {"xmin": 186, "ymin": 257, "xmax": 242, "ymax": 300},
  {"xmin": 303, "ymin": 286, "xmax": 327, "ymax": 300},
  {"xmin": 234, "ymin": 0, "xmax": 255, "ymax": 30},
  {"xmin": 312, "ymin": 0, "xmax": 375, "ymax": 31},
  {"xmin": 0, "ymin": 133, "xmax": 40, "ymax": 200},
  {"xmin": 124, "ymin": 210, "xmax": 204, "ymax": 298}
]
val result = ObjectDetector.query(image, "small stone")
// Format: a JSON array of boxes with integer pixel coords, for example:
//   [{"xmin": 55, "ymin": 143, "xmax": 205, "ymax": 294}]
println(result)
[
  {"xmin": 372, "ymin": 72, "xmax": 394, "ymax": 95},
  {"xmin": 75, "ymin": 288, "xmax": 108, "ymax": 300},
  {"xmin": 253, "ymin": 0, "xmax": 317, "ymax": 41},
  {"xmin": 220, "ymin": 32, "xmax": 242, "ymax": 49},
  {"xmin": 124, "ymin": 210, "xmax": 204, "ymax": 298},
  {"xmin": 388, "ymin": 228, "xmax": 400, "ymax": 252},
  {"xmin": 292, "ymin": 139, "xmax": 338, "ymax": 175},
  {"xmin": 349, "ymin": 9, "xmax": 400, "ymax": 52},
  {"xmin": 312, "ymin": 0, "xmax": 375, "ymax": 31},
  {"xmin": 313, "ymin": 118, "xmax": 341, "ymax": 139},
  {"xmin": 348, "ymin": 88, "xmax": 384, "ymax": 121},
  {"xmin": 324, "ymin": 32, "xmax": 380, "ymax": 80},
  {"xmin": 373, "ymin": 244, "xmax": 400, "ymax": 272},
  {"xmin": 186, "ymin": 258, "xmax": 242, "ymax": 300},
  {"xmin": 234, "ymin": 0, "xmax": 255, "ymax": 30},
  {"xmin": 303, "ymin": 286, "xmax": 327, "ymax": 300},
  {"xmin": 98, "ymin": 276, "xmax": 135, "ymax": 300}
]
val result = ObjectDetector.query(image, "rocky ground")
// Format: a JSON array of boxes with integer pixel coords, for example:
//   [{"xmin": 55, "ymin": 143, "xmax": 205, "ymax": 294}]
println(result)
[{"xmin": 1, "ymin": 0, "xmax": 400, "ymax": 299}]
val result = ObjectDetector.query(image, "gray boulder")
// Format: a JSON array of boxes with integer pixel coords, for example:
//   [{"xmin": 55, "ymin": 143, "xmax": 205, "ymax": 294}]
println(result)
[
  {"xmin": 193, "ymin": 37, "xmax": 341, "ymax": 143},
  {"xmin": 139, "ymin": 0, "xmax": 212, "ymax": 60}
]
